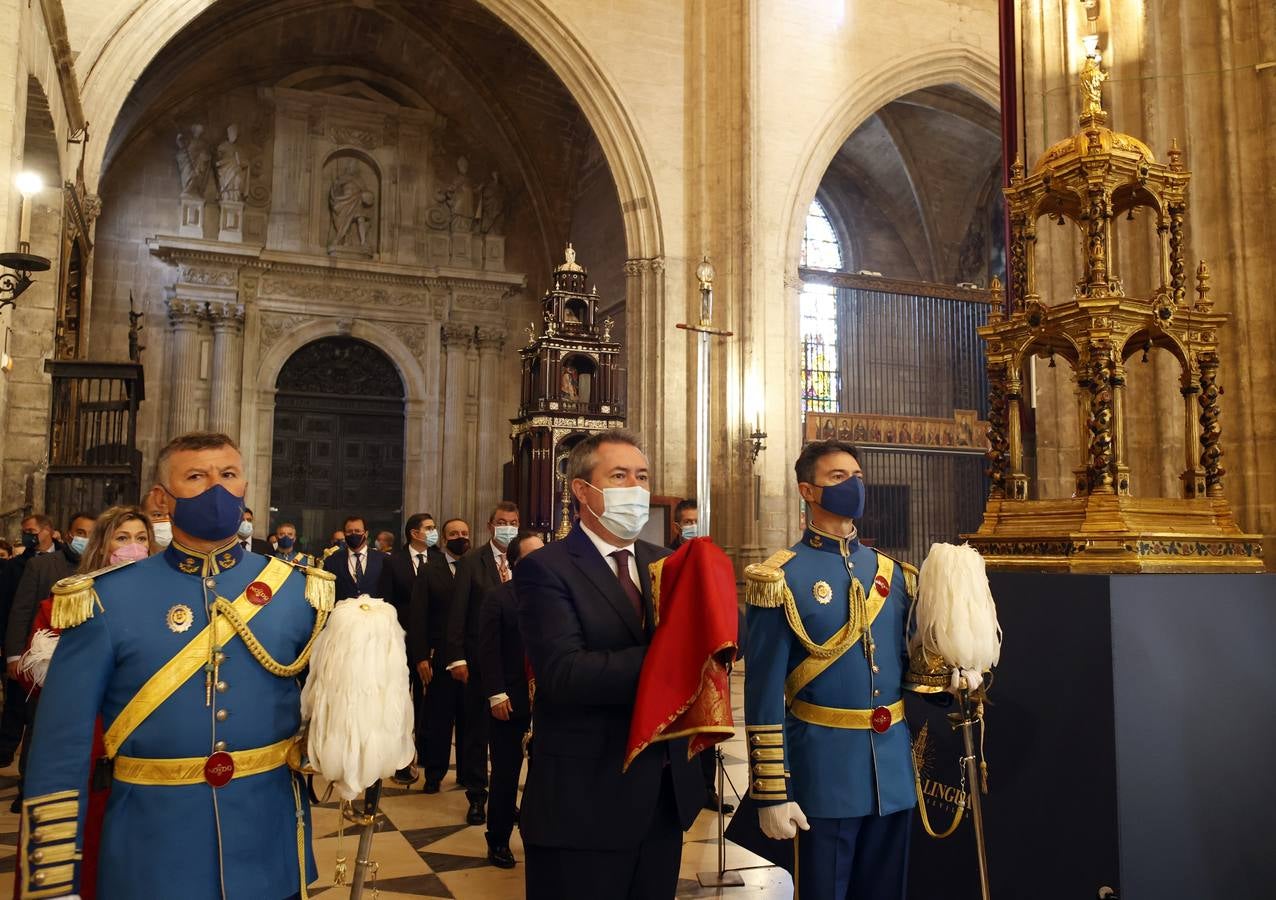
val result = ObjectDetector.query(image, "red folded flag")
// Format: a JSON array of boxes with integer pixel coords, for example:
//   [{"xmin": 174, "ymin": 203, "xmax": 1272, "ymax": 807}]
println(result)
[{"xmin": 624, "ymin": 536, "xmax": 738, "ymax": 771}]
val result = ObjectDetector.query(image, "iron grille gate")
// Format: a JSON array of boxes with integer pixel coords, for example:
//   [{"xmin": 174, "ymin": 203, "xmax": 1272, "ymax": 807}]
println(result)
[
  {"xmin": 43, "ymin": 360, "xmax": 145, "ymax": 530},
  {"xmin": 800, "ymin": 271, "xmax": 994, "ymax": 566}
]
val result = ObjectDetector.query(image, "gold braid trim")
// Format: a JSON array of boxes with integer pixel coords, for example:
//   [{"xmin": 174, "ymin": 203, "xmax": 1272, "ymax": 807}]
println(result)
[
  {"xmin": 915, "ymin": 770, "xmax": 965, "ymax": 838},
  {"xmin": 213, "ymin": 597, "xmax": 329, "ymax": 677}
]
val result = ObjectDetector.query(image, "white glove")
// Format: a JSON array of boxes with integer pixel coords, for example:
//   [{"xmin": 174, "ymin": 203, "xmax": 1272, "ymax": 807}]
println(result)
[
  {"xmin": 950, "ymin": 667, "xmax": 983, "ymax": 693},
  {"xmin": 758, "ymin": 801, "xmax": 810, "ymax": 840}
]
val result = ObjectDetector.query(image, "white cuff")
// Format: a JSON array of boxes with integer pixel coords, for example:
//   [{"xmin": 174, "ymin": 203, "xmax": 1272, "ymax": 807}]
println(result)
[
  {"xmin": 489, "ymin": 692, "xmax": 510, "ymax": 707},
  {"xmin": 446, "ymin": 659, "xmax": 466, "ymax": 670},
  {"xmin": 6, "ymin": 655, "xmax": 19, "ymax": 663}
]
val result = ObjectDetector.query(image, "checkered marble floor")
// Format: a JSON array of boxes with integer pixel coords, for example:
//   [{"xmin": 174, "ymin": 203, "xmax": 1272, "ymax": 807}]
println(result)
[{"xmin": 0, "ymin": 675, "xmax": 790, "ymax": 898}]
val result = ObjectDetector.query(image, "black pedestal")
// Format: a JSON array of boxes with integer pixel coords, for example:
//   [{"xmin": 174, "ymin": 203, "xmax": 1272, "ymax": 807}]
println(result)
[{"xmin": 908, "ymin": 572, "xmax": 1276, "ymax": 900}]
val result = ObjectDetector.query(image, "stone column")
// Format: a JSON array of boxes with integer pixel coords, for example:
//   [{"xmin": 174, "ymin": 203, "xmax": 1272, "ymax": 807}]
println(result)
[
  {"xmin": 439, "ymin": 322, "xmax": 473, "ymax": 525},
  {"xmin": 167, "ymin": 298, "xmax": 207, "ymax": 436},
  {"xmin": 474, "ymin": 327, "xmax": 508, "ymax": 519},
  {"xmin": 208, "ymin": 301, "xmax": 245, "ymax": 440}
]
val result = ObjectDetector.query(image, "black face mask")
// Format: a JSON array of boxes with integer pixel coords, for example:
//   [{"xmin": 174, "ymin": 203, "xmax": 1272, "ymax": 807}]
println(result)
[
  {"xmin": 345, "ymin": 532, "xmax": 366, "ymax": 550},
  {"xmin": 446, "ymin": 537, "xmax": 470, "ymax": 557},
  {"xmin": 20, "ymin": 533, "xmax": 39, "ymax": 551}
]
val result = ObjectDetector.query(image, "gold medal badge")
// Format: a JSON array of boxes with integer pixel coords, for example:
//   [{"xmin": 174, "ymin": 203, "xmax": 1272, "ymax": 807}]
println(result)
[
  {"xmin": 166, "ymin": 604, "xmax": 194, "ymax": 633},
  {"xmin": 813, "ymin": 580, "xmax": 833, "ymax": 604}
]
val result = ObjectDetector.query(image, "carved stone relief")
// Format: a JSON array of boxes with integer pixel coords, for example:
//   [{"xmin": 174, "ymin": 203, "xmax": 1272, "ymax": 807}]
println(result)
[{"xmin": 259, "ymin": 312, "xmax": 314, "ymax": 354}]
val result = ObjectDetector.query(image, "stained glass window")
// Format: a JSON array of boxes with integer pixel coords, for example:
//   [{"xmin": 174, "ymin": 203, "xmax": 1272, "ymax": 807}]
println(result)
[
  {"xmin": 800, "ymin": 200, "xmax": 842, "ymax": 412},
  {"xmin": 801, "ymin": 199, "xmax": 843, "ymax": 270}
]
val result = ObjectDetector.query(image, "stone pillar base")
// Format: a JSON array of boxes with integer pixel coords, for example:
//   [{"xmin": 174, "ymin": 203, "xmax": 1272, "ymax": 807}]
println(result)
[
  {"xmin": 218, "ymin": 200, "xmax": 245, "ymax": 242},
  {"xmin": 179, "ymin": 197, "xmax": 207, "ymax": 238}
]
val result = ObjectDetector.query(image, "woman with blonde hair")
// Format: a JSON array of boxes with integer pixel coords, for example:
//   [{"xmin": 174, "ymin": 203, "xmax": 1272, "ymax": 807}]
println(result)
[{"xmin": 14, "ymin": 505, "xmax": 153, "ymax": 900}]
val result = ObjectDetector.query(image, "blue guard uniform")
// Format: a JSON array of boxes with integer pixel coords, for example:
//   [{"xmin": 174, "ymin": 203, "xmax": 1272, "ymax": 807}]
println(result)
[
  {"xmin": 20, "ymin": 537, "xmax": 333, "ymax": 899},
  {"xmin": 743, "ymin": 524, "xmax": 918, "ymax": 899}
]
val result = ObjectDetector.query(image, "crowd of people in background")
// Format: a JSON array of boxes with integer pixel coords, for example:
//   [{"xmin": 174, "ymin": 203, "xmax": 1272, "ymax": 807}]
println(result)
[{"xmin": 0, "ymin": 477, "xmax": 718, "ymax": 874}]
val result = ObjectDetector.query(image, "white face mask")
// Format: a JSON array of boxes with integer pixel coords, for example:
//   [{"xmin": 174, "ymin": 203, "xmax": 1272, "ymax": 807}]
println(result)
[
  {"xmin": 152, "ymin": 520, "xmax": 173, "ymax": 548},
  {"xmin": 586, "ymin": 482, "xmax": 651, "ymax": 542},
  {"xmin": 424, "ymin": 528, "xmax": 439, "ymax": 548},
  {"xmin": 238, "ymin": 520, "xmax": 254, "ymax": 539},
  {"xmin": 493, "ymin": 524, "xmax": 519, "ymax": 548}
]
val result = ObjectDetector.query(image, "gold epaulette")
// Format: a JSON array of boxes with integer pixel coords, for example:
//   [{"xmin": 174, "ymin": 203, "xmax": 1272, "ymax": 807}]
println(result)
[
  {"xmin": 302, "ymin": 565, "xmax": 336, "ymax": 612},
  {"xmin": 743, "ymin": 549, "xmax": 796, "ymax": 608},
  {"xmin": 874, "ymin": 549, "xmax": 918, "ymax": 599},
  {"xmin": 49, "ymin": 560, "xmax": 137, "ymax": 629},
  {"xmin": 277, "ymin": 556, "xmax": 336, "ymax": 612}
]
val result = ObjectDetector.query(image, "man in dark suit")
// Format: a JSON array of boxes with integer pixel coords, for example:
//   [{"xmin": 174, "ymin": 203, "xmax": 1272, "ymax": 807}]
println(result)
[
  {"xmin": 514, "ymin": 430, "xmax": 702, "ymax": 900},
  {"xmin": 323, "ymin": 514, "xmax": 383, "ymax": 600},
  {"xmin": 238, "ymin": 507, "xmax": 272, "ymax": 555},
  {"xmin": 377, "ymin": 512, "xmax": 436, "ymax": 631},
  {"xmin": 479, "ymin": 530, "xmax": 542, "ymax": 869},
  {"xmin": 377, "ymin": 512, "xmax": 436, "ymax": 783},
  {"xmin": 408, "ymin": 517, "xmax": 470, "ymax": 793},
  {"xmin": 446, "ymin": 501, "xmax": 521, "ymax": 826}
]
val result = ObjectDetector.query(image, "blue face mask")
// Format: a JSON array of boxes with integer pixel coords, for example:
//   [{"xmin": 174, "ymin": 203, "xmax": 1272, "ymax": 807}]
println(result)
[
  {"xmin": 69, "ymin": 535, "xmax": 89, "ymax": 557},
  {"xmin": 493, "ymin": 524, "xmax": 519, "ymax": 548},
  {"xmin": 680, "ymin": 523, "xmax": 698, "ymax": 539},
  {"xmin": 163, "ymin": 483, "xmax": 246, "ymax": 542},
  {"xmin": 424, "ymin": 528, "xmax": 439, "ymax": 548},
  {"xmin": 277, "ymin": 535, "xmax": 295, "ymax": 550},
  {"xmin": 817, "ymin": 476, "xmax": 865, "ymax": 520}
]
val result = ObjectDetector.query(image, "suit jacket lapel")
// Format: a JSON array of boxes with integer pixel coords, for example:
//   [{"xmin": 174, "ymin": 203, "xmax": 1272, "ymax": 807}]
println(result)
[{"xmin": 566, "ymin": 525, "xmax": 644, "ymax": 643}]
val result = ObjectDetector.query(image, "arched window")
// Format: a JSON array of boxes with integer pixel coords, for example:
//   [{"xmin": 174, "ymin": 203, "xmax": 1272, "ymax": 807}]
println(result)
[
  {"xmin": 800, "ymin": 200, "xmax": 842, "ymax": 412},
  {"xmin": 800, "ymin": 199, "xmax": 842, "ymax": 270}
]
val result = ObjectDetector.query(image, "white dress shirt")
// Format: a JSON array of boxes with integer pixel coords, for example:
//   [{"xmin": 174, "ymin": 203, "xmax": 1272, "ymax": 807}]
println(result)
[{"xmin": 580, "ymin": 521, "xmax": 640, "ymax": 586}]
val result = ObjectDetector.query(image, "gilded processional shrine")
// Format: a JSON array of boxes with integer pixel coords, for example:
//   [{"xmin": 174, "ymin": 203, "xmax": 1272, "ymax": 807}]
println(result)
[{"xmin": 964, "ymin": 53, "xmax": 1262, "ymax": 573}]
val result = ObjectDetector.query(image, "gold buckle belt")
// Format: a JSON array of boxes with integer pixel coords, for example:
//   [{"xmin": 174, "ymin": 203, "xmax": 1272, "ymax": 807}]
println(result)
[
  {"xmin": 113, "ymin": 737, "xmax": 294, "ymax": 786},
  {"xmin": 789, "ymin": 698, "xmax": 904, "ymax": 731}
]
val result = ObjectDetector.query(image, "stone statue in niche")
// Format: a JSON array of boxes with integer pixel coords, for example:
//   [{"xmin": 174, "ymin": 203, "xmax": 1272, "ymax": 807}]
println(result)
[
  {"xmin": 176, "ymin": 124, "xmax": 212, "ymax": 198},
  {"xmin": 442, "ymin": 156, "xmax": 478, "ymax": 234},
  {"xmin": 561, "ymin": 364, "xmax": 579, "ymax": 401},
  {"xmin": 215, "ymin": 124, "xmax": 247, "ymax": 202},
  {"xmin": 327, "ymin": 158, "xmax": 376, "ymax": 253},
  {"xmin": 478, "ymin": 170, "xmax": 506, "ymax": 235}
]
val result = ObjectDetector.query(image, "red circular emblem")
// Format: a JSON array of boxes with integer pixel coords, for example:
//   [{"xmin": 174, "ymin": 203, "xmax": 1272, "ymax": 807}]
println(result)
[
  {"xmin": 870, "ymin": 706, "xmax": 893, "ymax": 734},
  {"xmin": 873, "ymin": 574, "xmax": 889, "ymax": 595},
  {"xmin": 204, "ymin": 751, "xmax": 235, "ymax": 787},
  {"xmin": 246, "ymin": 581, "xmax": 273, "ymax": 606}
]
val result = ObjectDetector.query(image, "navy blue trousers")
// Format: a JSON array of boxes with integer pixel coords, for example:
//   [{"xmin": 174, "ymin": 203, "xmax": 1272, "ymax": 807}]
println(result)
[{"xmin": 796, "ymin": 809, "xmax": 912, "ymax": 900}]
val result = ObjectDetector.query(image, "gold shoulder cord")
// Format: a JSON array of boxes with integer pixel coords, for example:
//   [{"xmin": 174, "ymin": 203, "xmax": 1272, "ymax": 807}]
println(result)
[
  {"xmin": 214, "ymin": 599, "xmax": 329, "ymax": 678},
  {"xmin": 781, "ymin": 580, "xmax": 867, "ymax": 660}
]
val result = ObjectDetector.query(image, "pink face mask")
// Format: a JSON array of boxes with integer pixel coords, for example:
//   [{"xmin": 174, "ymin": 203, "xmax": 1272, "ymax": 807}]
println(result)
[{"xmin": 111, "ymin": 542, "xmax": 150, "ymax": 565}]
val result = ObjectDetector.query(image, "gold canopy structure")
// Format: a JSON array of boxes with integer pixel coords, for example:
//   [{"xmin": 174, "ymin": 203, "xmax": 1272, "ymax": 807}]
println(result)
[{"xmin": 964, "ymin": 54, "xmax": 1262, "ymax": 573}]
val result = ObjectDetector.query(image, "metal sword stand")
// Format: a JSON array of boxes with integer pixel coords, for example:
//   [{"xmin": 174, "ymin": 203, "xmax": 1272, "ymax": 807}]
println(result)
[
  {"xmin": 956, "ymin": 688, "xmax": 992, "ymax": 900},
  {"xmin": 347, "ymin": 779, "xmax": 384, "ymax": 899},
  {"xmin": 697, "ymin": 669, "xmax": 745, "ymax": 888},
  {"xmin": 678, "ymin": 258, "xmax": 744, "ymax": 890}
]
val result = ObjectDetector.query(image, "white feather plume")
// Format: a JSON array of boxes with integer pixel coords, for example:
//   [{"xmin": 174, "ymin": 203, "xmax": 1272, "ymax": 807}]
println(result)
[
  {"xmin": 300, "ymin": 595, "xmax": 414, "ymax": 800},
  {"xmin": 21, "ymin": 628, "xmax": 60, "ymax": 689},
  {"xmin": 912, "ymin": 542, "xmax": 1002, "ymax": 671}
]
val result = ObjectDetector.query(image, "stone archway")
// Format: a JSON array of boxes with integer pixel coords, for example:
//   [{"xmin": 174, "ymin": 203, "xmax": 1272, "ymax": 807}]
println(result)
[
  {"xmin": 269, "ymin": 336, "xmax": 406, "ymax": 547},
  {"xmin": 77, "ymin": 0, "xmax": 664, "ymax": 260},
  {"xmin": 251, "ymin": 316, "xmax": 435, "ymax": 540}
]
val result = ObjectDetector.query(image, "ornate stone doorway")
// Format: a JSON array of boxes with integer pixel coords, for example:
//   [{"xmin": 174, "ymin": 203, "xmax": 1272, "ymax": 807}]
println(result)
[{"xmin": 270, "ymin": 337, "xmax": 406, "ymax": 550}]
